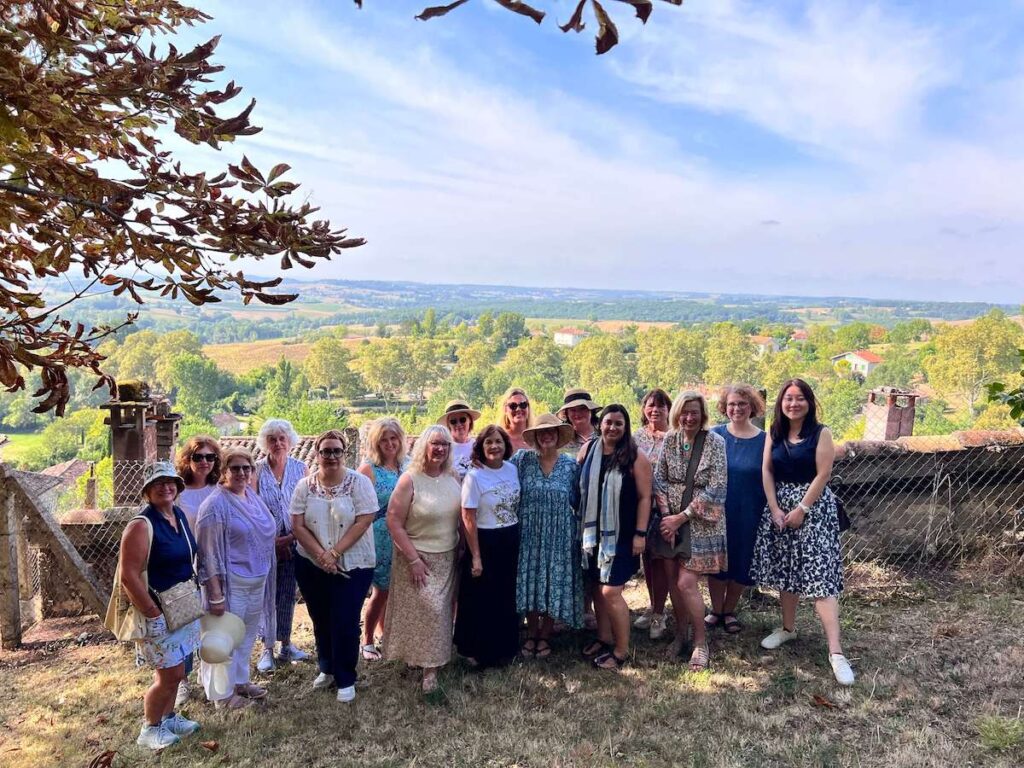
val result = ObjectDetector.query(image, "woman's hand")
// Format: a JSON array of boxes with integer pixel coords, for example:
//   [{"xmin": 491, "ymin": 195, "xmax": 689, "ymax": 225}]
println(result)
[
  {"xmin": 208, "ymin": 600, "xmax": 226, "ymax": 617},
  {"xmin": 470, "ymin": 556, "xmax": 483, "ymax": 578},
  {"xmin": 770, "ymin": 507, "xmax": 787, "ymax": 531},
  {"xmin": 316, "ymin": 547, "xmax": 339, "ymax": 573},
  {"xmin": 275, "ymin": 534, "xmax": 293, "ymax": 561},
  {"xmin": 659, "ymin": 513, "xmax": 682, "ymax": 542},
  {"xmin": 783, "ymin": 506, "xmax": 805, "ymax": 530},
  {"xmin": 632, "ymin": 535, "xmax": 646, "ymax": 556},
  {"xmin": 409, "ymin": 556, "xmax": 431, "ymax": 588}
]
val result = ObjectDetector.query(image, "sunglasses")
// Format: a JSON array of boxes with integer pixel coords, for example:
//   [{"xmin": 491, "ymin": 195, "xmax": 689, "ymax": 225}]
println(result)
[
  {"xmin": 507, "ymin": 401, "xmax": 530, "ymax": 411},
  {"xmin": 448, "ymin": 416, "xmax": 469, "ymax": 425},
  {"xmin": 318, "ymin": 448, "xmax": 345, "ymax": 458},
  {"xmin": 191, "ymin": 452, "xmax": 217, "ymax": 463},
  {"xmin": 227, "ymin": 465, "xmax": 253, "ymax": 474}
]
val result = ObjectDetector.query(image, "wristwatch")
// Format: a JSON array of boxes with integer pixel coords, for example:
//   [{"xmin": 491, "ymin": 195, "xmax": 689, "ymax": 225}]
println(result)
[{"xmin": 634, "ymin": 529, "xmax": 647, "ymax": 538}]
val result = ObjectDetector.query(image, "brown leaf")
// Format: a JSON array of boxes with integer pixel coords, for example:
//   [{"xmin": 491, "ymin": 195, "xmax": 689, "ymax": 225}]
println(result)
[
  {"xmin": 201, "ymin": 740, "xmax": 220, "ymax": 753},
  {"xmin": 591, "ymin": 0, "xmax": 619, "ymax": 54},
  {"xmin": 559, "ymin": 0, "xmax": 587, "ymax": 32},
  {"xmin": 492, "ymin": 0, "xmax": 545, "ymax": 24},
  {"xmin": 812, "ymin": 694, "xmax": 839, "ymax": 709},
  {"xmin": 613, "ymin": 0, "xmax": 652, "ymax": 23},
  {"xmin": 416, "ymin": 0, "xmax": 472, "ymax": 21},
  {"xmin": 267, "ymin": 163, "xmax": 291, "ymax": 182}
]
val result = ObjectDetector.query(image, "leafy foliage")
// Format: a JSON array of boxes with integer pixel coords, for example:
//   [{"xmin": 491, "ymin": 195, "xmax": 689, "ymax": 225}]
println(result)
[{"xmin": 0, "ymin": 1, "xmax": 362, "ymax": 415}]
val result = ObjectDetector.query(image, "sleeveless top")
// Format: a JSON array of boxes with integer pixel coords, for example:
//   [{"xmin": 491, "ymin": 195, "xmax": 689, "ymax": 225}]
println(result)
[
  {"xmin": 405, "ymin": 472, "xmax": 461, "ymax": 553},
  {"xmin": 140, "ymin": 504, "xmax": 196, "ymax": 592},
  {"xmin": 771, "ymin": 424, "xmax": 823, "ymax": 484}
]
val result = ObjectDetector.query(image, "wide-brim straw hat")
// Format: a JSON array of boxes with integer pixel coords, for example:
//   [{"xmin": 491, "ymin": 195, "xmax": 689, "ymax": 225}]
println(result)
[
  {"xmin": 522, "ymin": 413, "xmax": 576, "ymax": 449},
  {"xmin": 556, "ymin": 388, "xmax": 602, "ymax": 416},
  {"xmin": 437, "ymin": 399, "xmax": 481, "ymax": 424},
  {"xmin": 199, "ymin": 612, "xmax": 246, "ymax": 664},
  {"xmin": 141, "ymin": 460, "xmax": 185, "ymax": 495}
]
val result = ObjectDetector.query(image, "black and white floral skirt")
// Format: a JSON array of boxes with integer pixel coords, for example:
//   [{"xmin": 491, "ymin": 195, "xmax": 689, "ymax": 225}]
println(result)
[{"xmin": 750, "ymin": 482, "xmax": 843, "ymax": 598}]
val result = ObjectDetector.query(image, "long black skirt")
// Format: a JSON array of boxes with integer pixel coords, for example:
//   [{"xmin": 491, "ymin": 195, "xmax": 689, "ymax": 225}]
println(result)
[{"xmin": 454, "ymin": 523, "xmax": 521, "ymax": 666}]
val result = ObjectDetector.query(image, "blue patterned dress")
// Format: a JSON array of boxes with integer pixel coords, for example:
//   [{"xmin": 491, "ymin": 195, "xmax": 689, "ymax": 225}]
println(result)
[
  {"xmin": 512, "ymin": 449, "xmax": 583, "ymax": 627},
  {"xmin": 367, "ymin": 463, "xmax": 403, "ymax": 590}
]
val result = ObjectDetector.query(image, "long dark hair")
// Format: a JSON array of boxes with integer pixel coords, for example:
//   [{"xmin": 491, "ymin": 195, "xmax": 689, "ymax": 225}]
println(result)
[
  {"xmin": 770, "ymin": 378, "xmax": 820, "ymax": 443},
  {"xmin": 598, "ymin": 404, "xmax": 638, "ymax": 474}
]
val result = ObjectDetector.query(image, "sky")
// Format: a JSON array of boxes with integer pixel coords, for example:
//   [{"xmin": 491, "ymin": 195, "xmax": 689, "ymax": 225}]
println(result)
[{"xmin": 173, "ymin": 0, "xmax": 1024, "ymax": 303}]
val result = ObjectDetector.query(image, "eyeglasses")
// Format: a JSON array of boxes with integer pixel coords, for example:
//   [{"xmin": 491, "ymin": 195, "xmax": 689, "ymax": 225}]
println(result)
[
  {"xmin": 227, "ymin": 465, "xmax": 253, "ymax": 474},
  {"xmin": 318, "ymin": 448, "xmax": 345, "ymax": 458},
  {"xmin": 448, "ymin": 416, "xmax": 469, "ymax": 425},
  {"xmin": 507, "ymin": 401, "xmax": 530, "ymax": 411},
  {"xmin": 191, "ymin": 452, "xmax": 217, "ymax": 463}
]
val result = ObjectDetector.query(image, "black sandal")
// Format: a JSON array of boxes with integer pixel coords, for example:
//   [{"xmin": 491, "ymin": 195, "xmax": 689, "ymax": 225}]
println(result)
[
  {"xmin": 582, "ymin": 640, "xmax": 611, "ymax": 660},
  {"xmin": 521, "ymin": 638, "xmax": 537, "ymax": 658},
  {"xmin": 704, "ymin": 612, "xmax": 723, "ymax": 629},
  {"xmin": 592, "ymin": 650, "xmax": 628, "ymax": 670},
  {"xmin": 723, "ymin": 613, "xmax": 743, "ymax": 634},
  {"xmin": 535, "ymin": 639, "xmax": 552, "ymax": 659}
]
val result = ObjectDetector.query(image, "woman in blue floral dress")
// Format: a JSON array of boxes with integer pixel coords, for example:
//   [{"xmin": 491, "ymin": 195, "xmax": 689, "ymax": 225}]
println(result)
[
  {"xmin": 513, "ymin": 414, "xmax": 582, "ymax": 659},
  {"xmin": 356, "ymin": 418, "xmax": 407, "ymax": 660}
]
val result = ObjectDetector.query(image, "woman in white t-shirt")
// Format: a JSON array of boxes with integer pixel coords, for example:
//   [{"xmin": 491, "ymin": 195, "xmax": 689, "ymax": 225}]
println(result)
[
  {"xmin": 438, "ymin": 399, "xmax": 481, "ymax": 481},
  {"xmin": 454, "ymin": 425, "xmax": 522, "ymax": 667}
]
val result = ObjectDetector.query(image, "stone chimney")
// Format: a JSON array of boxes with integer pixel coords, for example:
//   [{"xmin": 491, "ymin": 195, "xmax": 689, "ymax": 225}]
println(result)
[
  {"xmin": 101, "ymin": 382, "xmax": 181, "ymax": 506},
  {"xmin": 863, "ymin": 387, "xmax": 918, "ymax": 442}
]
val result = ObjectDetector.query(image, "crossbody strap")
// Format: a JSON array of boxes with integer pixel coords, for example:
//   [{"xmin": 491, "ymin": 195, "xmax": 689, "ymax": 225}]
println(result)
[{"xmin": 679, "ymin": 430, "xmax": 707, "ymax": 512}]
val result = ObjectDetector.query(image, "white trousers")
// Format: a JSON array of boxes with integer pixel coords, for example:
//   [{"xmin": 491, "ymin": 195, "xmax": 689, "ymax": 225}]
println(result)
[{"xmin": 201, "ymin": 572, "xmax": 267, "ymax": 701}]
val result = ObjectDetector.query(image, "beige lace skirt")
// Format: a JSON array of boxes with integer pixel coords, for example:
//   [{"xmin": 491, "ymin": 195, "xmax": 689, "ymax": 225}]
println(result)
[{"xmin": 383, "ymin": 548, "xmax": 457, "ymax": 668}]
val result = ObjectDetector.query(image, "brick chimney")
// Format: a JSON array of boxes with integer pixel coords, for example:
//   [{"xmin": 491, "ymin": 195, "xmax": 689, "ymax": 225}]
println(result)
[
  {"xmin": 863, "ymin": 387, "xmax": 918, "ymax": 441},
  {"xmin": 101, "ymin": 382, "xmax": 181, "ymax": 506}
]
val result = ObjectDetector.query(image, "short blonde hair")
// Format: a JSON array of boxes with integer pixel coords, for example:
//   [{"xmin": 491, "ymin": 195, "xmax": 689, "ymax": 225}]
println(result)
[
  {"xmin": 218, "ymin": 448, "xmax": 256, "ymax": 484},
  {"xmin": 716, "ymin": 384, "xmax": 765, "ymax": 418},
  {"xmin": 408, "ymin": 425, "xmax": 454, "ymax": 475},
  {"xmin": 499, "ymin": 387, "xmax": 534, "ymax": 432},
  {"xmin": 364, "ymin": 418, "xmax": 407, "ymax": 467},
  {"xmin": 669, "ymin": 390, "xmax": 709, "ymax": 430}
]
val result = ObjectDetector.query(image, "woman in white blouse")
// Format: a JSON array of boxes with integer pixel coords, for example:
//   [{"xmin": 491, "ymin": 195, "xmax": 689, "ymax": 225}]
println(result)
[{"xmin": 290, "ymin": 429, "xmax": 377, "ymax": 704}]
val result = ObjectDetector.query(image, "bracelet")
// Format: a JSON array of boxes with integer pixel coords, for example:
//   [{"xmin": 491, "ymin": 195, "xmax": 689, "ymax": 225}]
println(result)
[
  {"xmin": 208, "ymin": 597, "xmax": 226, "ymax": 605},
  {"xmin": 797, "ymin": 502, "xmax": 810, "ymax": 513},
  {"xmin": 634, "ymin": 529, "xmax": 647, "ymax": 538},
  {"xmin": 409, "ymin": 557, "xmax": 422, "ymax": 566}
]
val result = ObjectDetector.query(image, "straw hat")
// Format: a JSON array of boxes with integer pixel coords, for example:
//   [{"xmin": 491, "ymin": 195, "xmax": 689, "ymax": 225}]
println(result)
[
  {"xmin": 199, "ymin": 612, "xmax": 246, "ymax": 664},
  {"xmin": 556, "ymin": 388, "xmax": 601, "ymax": 417},
  {"xmin": 437, "ymin": 399, "xmax": 481, "ymax": 425},
  {"xmin": 522, "ymin": 413, "xmax": 576, "ymax": 449},
  {"xmin": 141, "ymin": 460, "xmax": 184, "ymax": 495}
]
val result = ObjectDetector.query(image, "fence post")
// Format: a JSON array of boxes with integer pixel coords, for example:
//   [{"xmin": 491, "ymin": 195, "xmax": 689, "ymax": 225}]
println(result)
[{"xmin": 0, "ymin": 465, "xmax": 23, "ymax": 649}]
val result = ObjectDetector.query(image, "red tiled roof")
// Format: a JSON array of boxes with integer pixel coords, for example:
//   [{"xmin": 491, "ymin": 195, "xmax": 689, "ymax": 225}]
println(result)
[
  {"xmin": 852, "ymin": 349, "xmax": 884, "ymax": 363},
  {"xmin": 554, "ymin": 327, "xmax": 587, "ymax": 335}
]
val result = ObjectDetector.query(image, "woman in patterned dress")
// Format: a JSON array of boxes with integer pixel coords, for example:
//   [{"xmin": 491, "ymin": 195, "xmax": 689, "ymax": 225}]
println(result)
[
  {"xmin": 653, "ymin": 391, "xmax": 728, "ymax": 672},
  {"xmin": 454, "ymin": 425, "xmax": 522, "ymax": 667},
  {"xmin": 513, "ymin": 414, "xmax": 582, "ymax": 659},
  {"xmin": 750, "ymin": 379, "xmax": 854, "ymax": 686},
  {"xmin": 356, "ymin": 417, "xmax": 407, "ymax": 661},
  {"xmin": 252, "ymin": 419, "xmax": 309, "ymax": 672},
  {"xmin": 632, "ymin": 389, "xmax": 673, "ymax": 640},
  {"xmin": 384, "ymin": 425, "xmax": 462, "ymax": 694}
]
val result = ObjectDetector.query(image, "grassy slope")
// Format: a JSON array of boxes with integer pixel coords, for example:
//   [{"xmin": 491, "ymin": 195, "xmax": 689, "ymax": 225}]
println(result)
[
  {"xmin": 1, "ymin": 574, "xmax": 1022, "ymax": 767},
  {"xmin": 0, "ymin": 431, "xmax": 46, "ymax": 466}
]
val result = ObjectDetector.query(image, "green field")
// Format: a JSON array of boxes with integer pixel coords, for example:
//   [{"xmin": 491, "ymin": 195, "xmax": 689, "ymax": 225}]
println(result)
[{"xmin": 0, "ymin": 431, "xmax": 46, "ymax": 466}]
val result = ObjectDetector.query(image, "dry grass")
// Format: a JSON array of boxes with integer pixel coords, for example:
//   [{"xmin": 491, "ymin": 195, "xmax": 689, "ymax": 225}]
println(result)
[{"xmin": 2, "ymin": 575, "xmax": 1022, "ymax": 768}]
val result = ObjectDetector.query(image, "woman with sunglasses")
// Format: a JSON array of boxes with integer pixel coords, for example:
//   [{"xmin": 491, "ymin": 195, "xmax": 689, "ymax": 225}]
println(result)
[
  {"xmin": 170, "ymin": 435, "xmax": 222, "ymax": 709},
  {"xmin": 499, "ymin": 387, "xmax": 533, "ymax": 452},
  {"xmin": 291, "ymin": 430, "xmax": 377, "ymax": 703},
  {"xmin": 439, "ymin": 400, "xmax": 481, "ymax": 480},
  {"xmin": 253, "ymin": 419, "xmax": 310, "ymax": 673},
  {"xmin": 195, "ymin": 448, "xmax": 277, "ymax": 709}
]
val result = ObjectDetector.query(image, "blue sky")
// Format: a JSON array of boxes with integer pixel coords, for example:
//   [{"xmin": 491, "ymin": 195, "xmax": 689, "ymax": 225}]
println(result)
[{"xmin": 176, "ymin": 0, "xmax": 1024, "ymax": 302}]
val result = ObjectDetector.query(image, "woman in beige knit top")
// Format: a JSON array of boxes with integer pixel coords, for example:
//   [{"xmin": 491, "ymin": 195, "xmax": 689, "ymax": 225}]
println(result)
[{"xmin": 383, "ymin": 424, "xmax": 462, "ymax": 694}]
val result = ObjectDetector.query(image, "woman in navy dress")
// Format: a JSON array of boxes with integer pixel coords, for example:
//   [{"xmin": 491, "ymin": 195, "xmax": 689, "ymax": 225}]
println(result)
[{"xmin": 707, "ymin": 384, "xmax": 766, "ymax": 634}]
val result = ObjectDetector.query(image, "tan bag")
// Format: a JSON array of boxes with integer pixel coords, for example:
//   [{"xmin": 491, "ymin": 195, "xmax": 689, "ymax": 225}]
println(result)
[
  {"xmin": 156, "ymin": 520, "xmax": 203, "ymax": 632},
  {"xmin": 103, "ymin": 515, "xmax": 151, "ymax": 641}
]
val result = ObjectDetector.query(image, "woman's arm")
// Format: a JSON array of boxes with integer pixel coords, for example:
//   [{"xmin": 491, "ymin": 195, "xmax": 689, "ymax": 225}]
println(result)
[
  {"xmin": 119, "ymin": 520, "xmax": 161, "ymax": 619},
  {"xmin": 386, "ymin": 474, "xmax": 430, "ymax": 588},
  {"xmin": 632, "ymin": 452, "xmax": 652, "ymax": 556},
  {"xmin": 762, "ymin": 434, "xmax": 785, "ymax": 531},
  {"xmin": 289, "ymin": 480, "xmax": 338, "ymax": 573},
  {"xmin": 462, "ymin": 507, "xmax": 482, "ymax": 576},
  {"xmin": 688, "ymin": 434, "xmax": 728, "ymax": 524},
  {"xmin": 784, "ymin": 428, "xmax": 835, "ymax": 530}
]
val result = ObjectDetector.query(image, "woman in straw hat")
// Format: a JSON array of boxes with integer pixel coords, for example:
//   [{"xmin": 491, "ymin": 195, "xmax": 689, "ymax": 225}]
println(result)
[
  {"xmin": 438, "ymin": 399, "xmax": 481, "ymax": 480},
  {"xmin": 195, "ymin": 448, "xmax": 277, "ymax": 709},
  {"xmin": 118, "ymin": 461, "xmax": 202, "ymax": 751},
  {"xmin": 384, "ymin": 425, "xmax": 462, "ymax": 694},
  {"xmin": 558, "ymin": 388, "xmax": 601, "ymax": 456},
  {"xmin": 498, "ymin": 386, "xmax": 534, "ymax": 452},
  {"xmin": 513, "ymin": 414, "xmax": 583, "ymax": 659},
  {"xmin": 291, "ymin": 429, "xmax": 377, "ymax": 703}
]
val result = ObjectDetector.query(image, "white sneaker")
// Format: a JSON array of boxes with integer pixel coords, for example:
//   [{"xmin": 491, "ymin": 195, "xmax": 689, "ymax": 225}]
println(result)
[
  {"xmin": 162, "ymin": 712, "xmax": 200, "ymax": 736},
  {"xmin": 312, "ymin": 672, "xmax": 333, "ymax": 690},
  {"xmin": 761, "ymin": 627, "xmax": 798, "ymax": 650},
  {"xmin": 633, "ymin": 609, "xmax": 653, "ymax": 629},
  {"xmin": 649, "ymin": 614, "xmax": 667, "ymax": 641},
  {"xmin": 256, "ymin": 648, "xmax": 274, "ymax": 673},
  {"xmin": 829, "ymin": 653, "xmax": 855, "ymax": 686},
  {"xmin": 137, "ymin": 723, "xmax": 180, "ymax": 751},
  {"xmin": 336, "ymin": 685, "xmax": 356, "ymax": 703},
  {"xmin": 278, "ymin": 643, "xmax": 309, "ymax": 662},
  {"xmin": 173, "ymin": 680, "xmax": 190, "ymax": 709}
]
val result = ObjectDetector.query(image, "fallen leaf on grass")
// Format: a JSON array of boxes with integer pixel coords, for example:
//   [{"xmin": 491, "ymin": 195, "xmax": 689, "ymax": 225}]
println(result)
[
  {"xmin": 812, "ymin": 694, "xmax": 839, "ymax": 709},
  {"xmin": 94, "ymin": 714, "xmax": 108, "ymax": 724},
  {"xmin": 88, "ymin": 750, "xmax": 116, "ymax": 768},
  {"xmin": 201, "ymin": 740, "xmax": 220, "ymax": 752}
]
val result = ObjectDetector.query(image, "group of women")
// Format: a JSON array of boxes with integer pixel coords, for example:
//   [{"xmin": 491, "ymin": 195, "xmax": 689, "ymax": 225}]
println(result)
[{"xmin": 121, "ymin": 378, "xmax": 854, "ymax": 751}]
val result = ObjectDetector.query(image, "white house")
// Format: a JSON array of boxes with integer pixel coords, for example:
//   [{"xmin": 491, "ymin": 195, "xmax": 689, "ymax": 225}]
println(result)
[
  {"xmin": 553, "ymin": 327, "xmax": 588, "ymax": 348},
  {"xmin": 830, "ymin": 350, "xmax": 884, "ymax": 376}
]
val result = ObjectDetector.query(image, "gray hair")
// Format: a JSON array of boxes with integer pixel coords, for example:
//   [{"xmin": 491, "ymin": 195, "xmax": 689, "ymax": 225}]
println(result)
[
  {"xmin": 257, "ymin": 418, "xmax": 300, "ymax": 453},
  {"xmin": 408, "ymin": 425, "xmax": 454, "ymax": 475}
]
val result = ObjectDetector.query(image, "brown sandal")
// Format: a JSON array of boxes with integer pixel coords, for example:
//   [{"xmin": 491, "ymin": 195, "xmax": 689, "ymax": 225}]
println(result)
[{"xmin": 688, "ymin": 644, "xmax": 710, "ymax": 672}]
